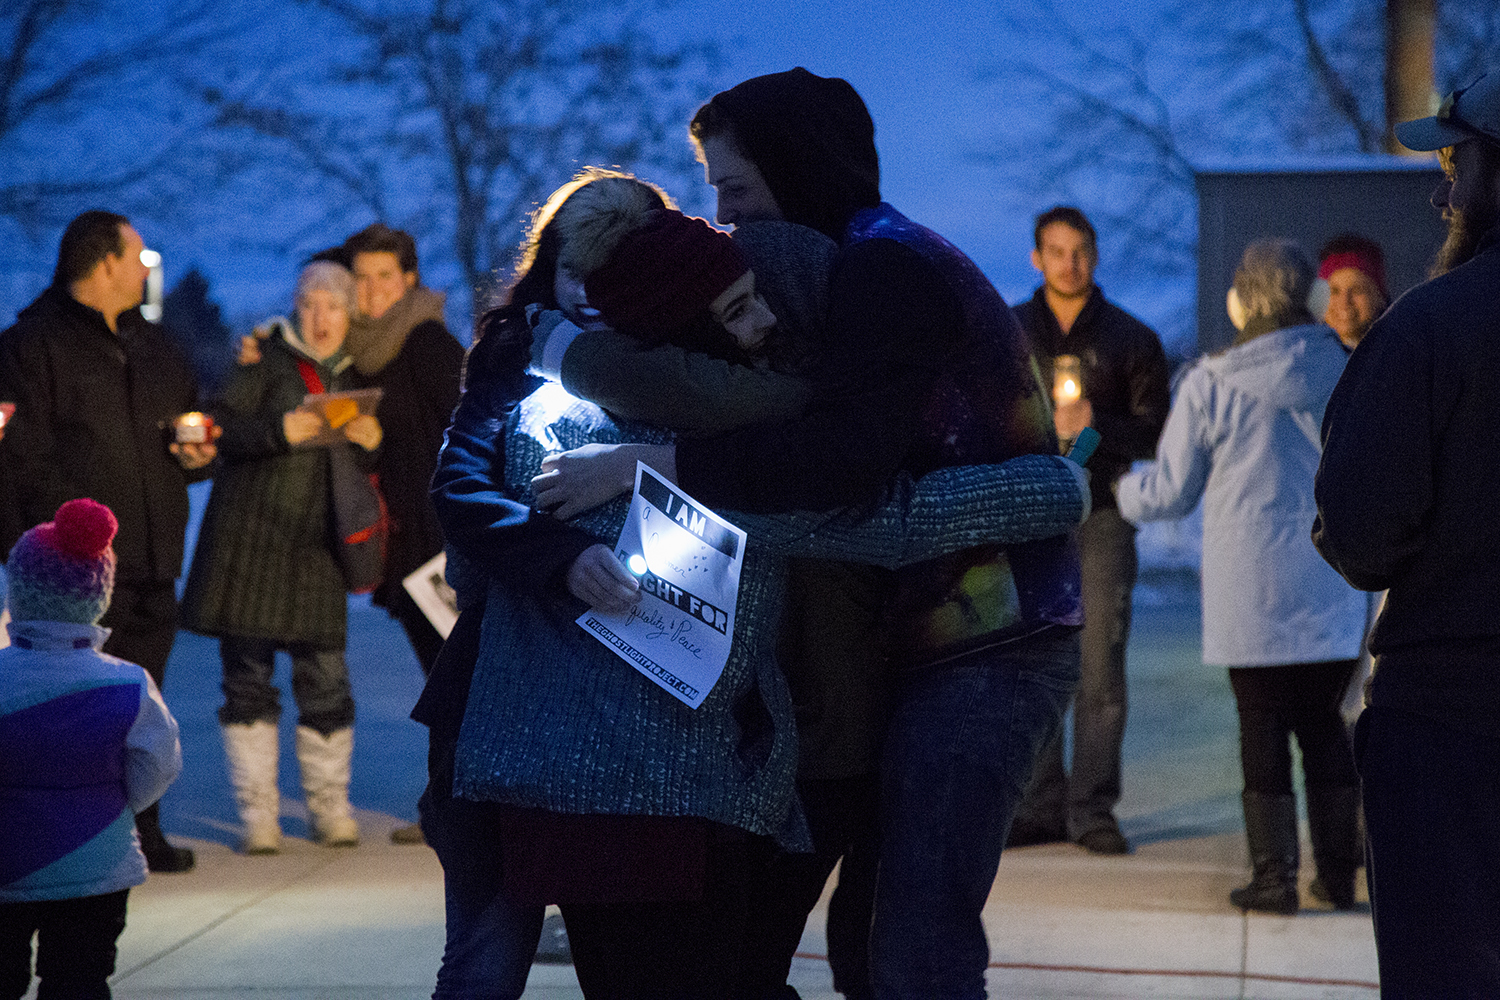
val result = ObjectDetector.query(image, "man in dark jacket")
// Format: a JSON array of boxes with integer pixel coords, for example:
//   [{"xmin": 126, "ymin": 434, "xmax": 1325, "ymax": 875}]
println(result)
[
  {"xmin": 0, "ymin": 210, "xmax": 214, "ymax": 873},
  {"xmin": 676, "ymin": 69, "xmax": 1080, "ymax": 1000},
  {"xmin": 1009, "ymin": 206, "xmax": 1170, "ymax": 855},
  {"xmin": 1313, "ymin": 72, "xmax": 1500, "ymax": 995}
]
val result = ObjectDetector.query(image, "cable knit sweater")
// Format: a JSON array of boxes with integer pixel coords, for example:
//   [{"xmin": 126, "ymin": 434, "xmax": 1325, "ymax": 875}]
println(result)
[{"xmin": 452, "ymin": 382, "xmax": 1088, "ymax": 849}]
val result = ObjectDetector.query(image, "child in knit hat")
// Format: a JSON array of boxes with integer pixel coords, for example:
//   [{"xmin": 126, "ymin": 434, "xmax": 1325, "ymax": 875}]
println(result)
[{"xmin": 0, "ymin": 498, "xmax": 183, "ymax": 999}]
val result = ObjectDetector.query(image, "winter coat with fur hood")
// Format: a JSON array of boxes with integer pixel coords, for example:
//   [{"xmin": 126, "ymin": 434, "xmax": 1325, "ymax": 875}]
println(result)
[{"xmin": 181, "ymin": 326, "xmax": 374, "ymax": 648}]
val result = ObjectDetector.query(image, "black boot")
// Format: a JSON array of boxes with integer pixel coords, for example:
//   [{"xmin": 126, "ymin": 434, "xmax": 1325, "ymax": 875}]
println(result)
[
  {"xmin": 1229, "ymin": 791, "xmax": 1299, "ymax": 915},
  {"xmin": 1306, "ymin": 785, "xmax": 1361, "ymax": 910},
  {"xmin": 137, "ymin": 802, "xmax": 195, "ymax": 873}
]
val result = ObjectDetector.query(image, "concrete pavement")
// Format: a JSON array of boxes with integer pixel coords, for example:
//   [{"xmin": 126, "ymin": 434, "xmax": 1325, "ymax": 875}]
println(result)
[{"xmin": 47, "ymin": 574, "xmax": 1380, "ymax": 999}]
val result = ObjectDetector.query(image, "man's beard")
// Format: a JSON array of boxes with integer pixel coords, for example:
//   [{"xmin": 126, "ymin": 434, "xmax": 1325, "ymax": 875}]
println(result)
[{"xmin": 1432, "ymin": 201, "xmax": 1499, "ymax": 277}]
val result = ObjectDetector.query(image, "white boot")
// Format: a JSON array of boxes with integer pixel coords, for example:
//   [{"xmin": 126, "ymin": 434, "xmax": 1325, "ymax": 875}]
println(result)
[
  {"xmin": 221, "ymin": 721, "xmax": 282, "ymax": 855},
  {"xmin": 296, "ymin": 725, "xmax": 359, "ymax": 846}
]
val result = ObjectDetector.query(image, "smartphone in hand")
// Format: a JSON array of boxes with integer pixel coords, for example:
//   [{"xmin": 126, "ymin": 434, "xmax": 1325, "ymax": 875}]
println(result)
[{"xmin": 1066, "ymin": 426, "xmax": 1101, "ymax": 466}]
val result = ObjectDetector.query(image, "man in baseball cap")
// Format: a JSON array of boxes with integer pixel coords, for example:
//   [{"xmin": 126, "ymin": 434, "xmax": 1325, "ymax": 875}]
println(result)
[
  {"xmin": 1314, "ymin": 71, "xmax": 1500, "ymax": 995},
  {"xmin": 1395, "ymin": 72, "xmax": 1500, "ymax": 152},
  {"xmin": 1395, "ymin": 72, "xmax": 1500, "ymax": 276}
]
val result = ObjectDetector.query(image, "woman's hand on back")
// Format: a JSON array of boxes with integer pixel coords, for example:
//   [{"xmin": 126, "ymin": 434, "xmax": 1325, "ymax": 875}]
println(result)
[
  {"xmin": 565, "ymin": 544, "xmax": 640, "ymax": 614},
  {"xmin": 532, "ymin": 443, "xmax": 640, "ymax": 520}
]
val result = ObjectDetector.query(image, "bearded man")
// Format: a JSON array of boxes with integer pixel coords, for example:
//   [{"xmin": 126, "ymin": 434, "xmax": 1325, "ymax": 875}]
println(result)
[{"xmin": 1313, "ymin": 71, "xmax": 1500, "ymax": 996}]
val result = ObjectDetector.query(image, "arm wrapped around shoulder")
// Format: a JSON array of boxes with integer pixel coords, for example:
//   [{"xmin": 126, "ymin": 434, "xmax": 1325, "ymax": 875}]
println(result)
[{"xmin": 897, "ymin": 454, "xmax": 1091, "ymax": 559}]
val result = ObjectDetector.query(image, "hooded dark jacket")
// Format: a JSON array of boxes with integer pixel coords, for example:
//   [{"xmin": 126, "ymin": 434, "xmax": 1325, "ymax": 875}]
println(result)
[
  {"xmin": 0, "ymin": 287, "xmax": 204, "ymax": 581},
  {"xmin": 181, "ymin": 328, "xmax": 370, "ymax": 648},
  {"xmin": 676, "ymin": 68, "xmax": 1077, "ymax": 670}
]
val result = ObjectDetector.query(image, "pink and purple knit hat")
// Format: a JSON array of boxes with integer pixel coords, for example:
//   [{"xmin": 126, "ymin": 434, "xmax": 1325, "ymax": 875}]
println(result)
[{"xmin": 7, "ymin": 498, "xmax": 118, "ymax": 625}]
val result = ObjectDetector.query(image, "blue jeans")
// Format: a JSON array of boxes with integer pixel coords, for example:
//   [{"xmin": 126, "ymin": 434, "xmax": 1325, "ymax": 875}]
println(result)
[
  {"xmin": 218, "ymin": 636, "xmax": 355, "ymax": 736},
  {"xmin": 419, "ymin": 782, "xmax": 544, "ymax": 1000},
  {"xmin": 871, "ymin": 629, "xmax": 1080, "ymax": 1000}
]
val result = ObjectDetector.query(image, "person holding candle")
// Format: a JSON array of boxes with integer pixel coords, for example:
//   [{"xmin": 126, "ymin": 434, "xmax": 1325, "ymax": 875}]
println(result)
[
  {"xmin": 181, "ymin": 260, "xmax": 382, "ymax": 854},
  {"xmin": 0, "ymin": 210, "xmax": 214, "ymax": 874},
  {"xmin": 1010, "ymin": 206, "xmax": 1171, "ymax": 855},
  {"xmin": 1314, "ymin": 73, "xmax": 1500, "ymax": 993},
  {"xmin": 1117, "ymin": 238, "xmax": 1366, "ymax": 914}
]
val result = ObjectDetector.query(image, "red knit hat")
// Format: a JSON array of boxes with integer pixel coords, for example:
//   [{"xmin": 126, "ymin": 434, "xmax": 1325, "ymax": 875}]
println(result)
[
  {"xmin": 584, "ymin": 211, "xmax": 748, "ymax": 336},
  {"xmin": 7, "ymin": 498, "xmax": 118, "ymax": 625},
  {"xmin": 1318, "ymin": 244, "xmax": 1389, "ymax": 302}
]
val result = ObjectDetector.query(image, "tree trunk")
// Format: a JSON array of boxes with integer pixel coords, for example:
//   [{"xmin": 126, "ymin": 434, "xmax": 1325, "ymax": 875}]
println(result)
[{"xmin": 1386, "ymin": 0, "xmax": 1436, "ymax": 155}]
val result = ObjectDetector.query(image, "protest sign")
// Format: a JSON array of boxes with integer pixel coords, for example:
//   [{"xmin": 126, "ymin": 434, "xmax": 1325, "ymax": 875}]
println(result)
[{"xmin": 577, "ymin": 463, "xmax": 745, "ymax": 709}]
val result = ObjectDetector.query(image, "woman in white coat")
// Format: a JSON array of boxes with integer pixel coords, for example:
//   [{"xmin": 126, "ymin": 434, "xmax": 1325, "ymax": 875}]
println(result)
[{"xmin": 1115, "ymin": 239, "xmax": 1366, "ymax": 914}]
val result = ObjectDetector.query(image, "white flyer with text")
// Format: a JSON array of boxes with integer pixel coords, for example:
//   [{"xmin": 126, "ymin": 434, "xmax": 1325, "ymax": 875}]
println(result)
[{"xmin": 576, "ymin": 462, "xmax": 745, "ymax": 709}]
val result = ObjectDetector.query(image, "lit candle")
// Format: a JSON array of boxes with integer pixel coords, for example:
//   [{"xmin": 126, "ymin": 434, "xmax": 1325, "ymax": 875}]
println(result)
[
  {"xmin": 174, "ymin": 411, "xmax": 213, "ymax": 444},
  {"xmin": 1053, "ymin": 355, "xmax": 1082, "ymax": 406}
]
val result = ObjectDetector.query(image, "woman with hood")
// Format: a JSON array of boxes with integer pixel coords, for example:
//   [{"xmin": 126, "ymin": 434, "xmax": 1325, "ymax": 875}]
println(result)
[
  {"xmin": 1116, "ymin": 239, "xmax": 1367, "ymax": 915},
  {"xmin": 182, "ymin": 261, "xmax": 382, "ymax": 855},
  {"xmin": 416, "ymin": 168, "xmax": 1091, "ymax": 998}
]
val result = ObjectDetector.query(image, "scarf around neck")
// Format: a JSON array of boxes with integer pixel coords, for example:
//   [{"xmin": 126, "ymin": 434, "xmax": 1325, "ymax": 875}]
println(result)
[{"xmin": 346, "ymin": 285, "xmax": 447, "ymax": 376}]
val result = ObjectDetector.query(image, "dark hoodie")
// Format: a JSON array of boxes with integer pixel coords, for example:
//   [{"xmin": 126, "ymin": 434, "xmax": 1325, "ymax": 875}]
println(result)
[
  {"xmin": 675, "ymin": 68, "xmax": 949, "ymax": 511},
  {"xmin": 675, "ymin": 68, "xmax": 1078, "ymax": 672},
  {"xmin": 706, "ymin": 68, "xmax": 881, "ymax": 242}
]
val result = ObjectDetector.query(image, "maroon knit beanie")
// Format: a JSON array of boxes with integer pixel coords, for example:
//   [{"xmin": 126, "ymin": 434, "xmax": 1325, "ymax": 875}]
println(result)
[
  {"xmin": 584, "ymin": 211, "xmax": 748, "ymax": 336},
  {"xmin": 1318, "ymin": 246, "xmax": 1390, "ymax": 302}
]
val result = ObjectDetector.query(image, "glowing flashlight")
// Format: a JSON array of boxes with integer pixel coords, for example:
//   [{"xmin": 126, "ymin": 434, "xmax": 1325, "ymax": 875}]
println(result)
[{"xmin": 626, "ymin": 554, "xmax": 649, "ymax": 577}]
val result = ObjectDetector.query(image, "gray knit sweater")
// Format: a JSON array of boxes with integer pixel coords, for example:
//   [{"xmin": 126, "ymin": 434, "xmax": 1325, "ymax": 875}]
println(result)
[{"xmin": 453, "ymin": 383, "xmax": 1086, "ymax": 848}]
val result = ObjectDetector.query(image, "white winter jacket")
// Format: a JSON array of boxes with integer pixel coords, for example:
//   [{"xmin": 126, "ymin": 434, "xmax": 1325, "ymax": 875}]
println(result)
[{"xmin": 1116, "ymin": 323, "xmax": 1366, "ymax": 667}]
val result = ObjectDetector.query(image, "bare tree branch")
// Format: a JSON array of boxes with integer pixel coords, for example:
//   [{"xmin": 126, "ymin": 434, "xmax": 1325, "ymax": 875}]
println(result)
[
  {"xmin": 974, "ymin": 0, "xmax": 1401, "ymax": 349},
  {"xmin": 0, "ymin": 0, "xmax": 251, "ymax": 239},
  {"xmin": 204, "ymin": 0, "xmax": 718, "ymax": 315},
  {"xmin": 1294, "ymin": 0, "xmax": 1382, "ymax": 151}
]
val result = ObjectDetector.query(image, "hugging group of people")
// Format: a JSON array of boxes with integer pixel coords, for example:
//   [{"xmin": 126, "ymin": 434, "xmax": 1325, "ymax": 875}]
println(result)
[{"xmin": 412, "ymin": 68, "xmax": 1091, "ymax": 1000}]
